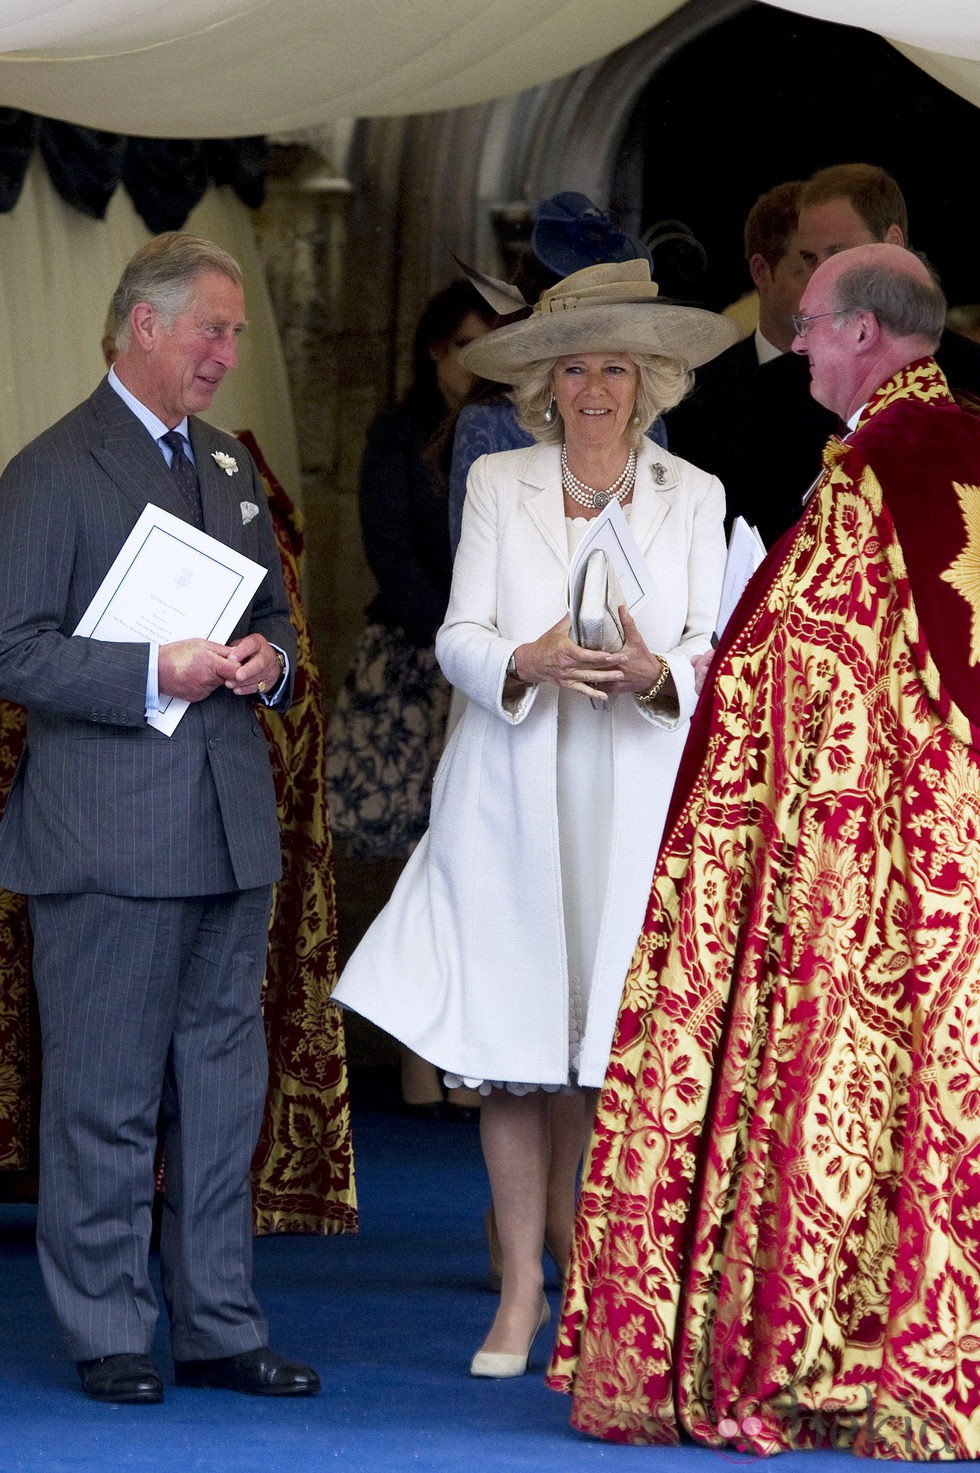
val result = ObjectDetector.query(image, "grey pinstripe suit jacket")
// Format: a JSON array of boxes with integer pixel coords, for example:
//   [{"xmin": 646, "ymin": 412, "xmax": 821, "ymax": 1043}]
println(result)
[{"xmin": 0, "ymin": 377, "xmax": 296, "ymax": 897}]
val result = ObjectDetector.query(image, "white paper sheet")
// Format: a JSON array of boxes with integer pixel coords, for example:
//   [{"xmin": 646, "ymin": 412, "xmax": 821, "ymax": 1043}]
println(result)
[
  {"xmin": 714, "ymin": 515, "xmax": 767, "ymax": 643},
  {"xmin": 73, "ymin": 503, "xmax": 267, "ymax": 736},
  {"xmin": 567, "ymin": 500, "xmax": 653, "ymax": 644}
]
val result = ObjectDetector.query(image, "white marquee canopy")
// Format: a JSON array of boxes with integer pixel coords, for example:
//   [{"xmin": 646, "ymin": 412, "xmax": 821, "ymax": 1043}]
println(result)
[{"xmin": 0, "ymin": 0, "xmax": 976, "ymax": 138}]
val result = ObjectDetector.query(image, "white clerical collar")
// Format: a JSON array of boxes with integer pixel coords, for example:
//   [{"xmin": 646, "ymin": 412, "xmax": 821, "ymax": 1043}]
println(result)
[{"xmin": 108, "ymin": 365, "xmax": 191, "ymax": 445}]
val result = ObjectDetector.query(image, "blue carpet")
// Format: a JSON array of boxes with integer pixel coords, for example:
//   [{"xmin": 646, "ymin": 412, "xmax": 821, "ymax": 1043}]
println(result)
[{"xmin": 0, "ymin": 1104, "xmax": 965, "ymax": 1472}]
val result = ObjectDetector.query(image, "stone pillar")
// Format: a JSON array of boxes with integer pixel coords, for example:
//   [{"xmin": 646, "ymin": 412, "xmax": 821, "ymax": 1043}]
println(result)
[{"xmin": 254, "ymin": 141, "xmax": 375, "ymax": 700}]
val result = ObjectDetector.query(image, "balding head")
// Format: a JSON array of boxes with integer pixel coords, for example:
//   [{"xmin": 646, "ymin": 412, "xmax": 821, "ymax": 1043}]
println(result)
[
  {"xmin": 792, "ymin": 244, "xmax": 945, "ymax": 421},
  {"xmin": 819, "ymin": 244, "xmax": 941, "ymax": 327}
]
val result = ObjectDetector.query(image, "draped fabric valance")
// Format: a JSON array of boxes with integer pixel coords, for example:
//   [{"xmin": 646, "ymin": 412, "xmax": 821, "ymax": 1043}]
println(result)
[{"xmin": 0, "ymin": 111, "xmax": 265, "ymax": 230}]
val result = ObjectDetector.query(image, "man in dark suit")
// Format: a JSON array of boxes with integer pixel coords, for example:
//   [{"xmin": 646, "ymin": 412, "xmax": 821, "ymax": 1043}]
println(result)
[
  {"xmin": 664, "ymin": 180, "xmax": 807, "ymax": 535},
  {"xmin": 0, "ymin": 234, "xmax": 318, "ymax": 1404},
  {"xmin": 740, "ymin": 163, "xmax": 980, "ymax": 546}
]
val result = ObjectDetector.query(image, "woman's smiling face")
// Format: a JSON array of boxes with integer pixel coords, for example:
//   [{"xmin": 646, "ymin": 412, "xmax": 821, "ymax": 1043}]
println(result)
[{"xmin": 552, "ymin": 353, "xmax": 638, "ymax": 456}]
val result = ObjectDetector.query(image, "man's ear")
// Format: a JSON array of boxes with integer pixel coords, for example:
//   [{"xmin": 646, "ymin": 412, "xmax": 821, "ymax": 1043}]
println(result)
[
  {"xmin": 883, "ymin": 223, "xmax": 905, "ymax": 247},
  {"xmin": 854, "ymin": 309, "xmax": 880, "ymax": 350},
  {"xmin": 748, "ymin": 253, "xmax": 771, "ymax": 292},
  {"xmin": 128, "ymin": 301, "xmax": 157, "ymax": 351}
]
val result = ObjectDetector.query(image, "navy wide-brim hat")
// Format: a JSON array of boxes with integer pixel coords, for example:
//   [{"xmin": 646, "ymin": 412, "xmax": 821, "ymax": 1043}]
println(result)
[{"xmin": 531, "ymin": 191, "xmax": 653, "ymax": 278}]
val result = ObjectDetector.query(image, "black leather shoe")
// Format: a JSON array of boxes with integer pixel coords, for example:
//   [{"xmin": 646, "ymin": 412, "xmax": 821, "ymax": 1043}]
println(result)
[
  {"xmin": 174, "ymin": 1346, "xmax": 320, "ymax": 1396},
  {"xmin": 76, "ymin": 1353, "xmax": 164, "ymax": 1404}
]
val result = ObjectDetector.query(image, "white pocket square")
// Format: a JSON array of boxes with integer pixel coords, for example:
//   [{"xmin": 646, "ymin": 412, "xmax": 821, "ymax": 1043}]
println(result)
[{"xmin": 240, "ymin": 501, "xmax": 259, "ymax": 525}]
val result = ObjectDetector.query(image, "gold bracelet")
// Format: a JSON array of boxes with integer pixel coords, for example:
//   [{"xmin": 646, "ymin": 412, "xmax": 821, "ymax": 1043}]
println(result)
[{"xmin": 635, "ymin": 656, "xmax": 670, "ymax": 705}]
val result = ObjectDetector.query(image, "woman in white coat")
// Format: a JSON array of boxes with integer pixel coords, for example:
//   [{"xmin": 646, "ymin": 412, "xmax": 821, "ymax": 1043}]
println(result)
[{"xmin": 334, "ymin": 260, "xmax": 736, "ymax": 1378}]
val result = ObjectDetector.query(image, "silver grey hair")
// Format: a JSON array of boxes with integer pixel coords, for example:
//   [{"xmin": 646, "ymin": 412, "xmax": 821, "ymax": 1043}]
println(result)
[
  {"xmin": 512, "ymin": 353, "xmax": 693, "ymax": 447},
  {"xmin": 111, "ymin": 232, "xmax": 243, "ymax": 351},
  {"xmin": 832, "ymin": 254, "xmax": 946, "ymax": 345}
]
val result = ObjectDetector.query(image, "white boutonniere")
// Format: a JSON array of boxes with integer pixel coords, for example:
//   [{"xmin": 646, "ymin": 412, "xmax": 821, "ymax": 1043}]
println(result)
[
  {"xmin": 211, "ymin": 450, "xmax": 239, "ymax": 475},
  {"xmin": 240, "ymin": 501, "xmax": 259, "ymax": 526}
]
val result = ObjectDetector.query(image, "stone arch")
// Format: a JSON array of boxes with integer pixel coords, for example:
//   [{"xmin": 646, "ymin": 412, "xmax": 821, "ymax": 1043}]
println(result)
[{"xmin": 350, "ymin": 0, "xmax": 748, "ymax": 347}]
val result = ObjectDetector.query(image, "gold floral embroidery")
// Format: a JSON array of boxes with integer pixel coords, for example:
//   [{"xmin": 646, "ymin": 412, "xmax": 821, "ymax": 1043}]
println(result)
[{"xmin": 940, "ymin": 482, "xmax": 980, "ymax": 664}]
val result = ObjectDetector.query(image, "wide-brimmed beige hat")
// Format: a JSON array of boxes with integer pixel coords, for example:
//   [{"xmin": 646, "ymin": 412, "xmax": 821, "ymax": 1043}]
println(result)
[{"xmin": 458, "ymin": 260, "xmax": 738, "ymax": 382}]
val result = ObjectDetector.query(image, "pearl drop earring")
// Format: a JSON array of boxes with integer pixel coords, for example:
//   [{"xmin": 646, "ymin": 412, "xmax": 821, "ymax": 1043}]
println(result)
[{"xmin": 544, "ymin": 397, "xmax": 556, "ymax": 424}]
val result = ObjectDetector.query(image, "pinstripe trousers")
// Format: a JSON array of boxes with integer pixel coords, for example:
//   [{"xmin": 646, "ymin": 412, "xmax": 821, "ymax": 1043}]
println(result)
[{"xmin": 29, "ymin": 888, "xmax": 272, "ymax": 1362}]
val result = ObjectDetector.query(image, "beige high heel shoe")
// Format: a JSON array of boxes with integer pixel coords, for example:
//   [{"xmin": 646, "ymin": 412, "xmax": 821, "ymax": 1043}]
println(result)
[{"xmin": 469, "ymin": 1295, "xmax": 551, "ymax": 1379}]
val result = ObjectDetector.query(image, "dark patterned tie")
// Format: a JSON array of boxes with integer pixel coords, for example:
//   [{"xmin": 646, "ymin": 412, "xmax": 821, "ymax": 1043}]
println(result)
[{"xmin": 160, "ymin": 430, "xmax": 203, "ymax": 527}]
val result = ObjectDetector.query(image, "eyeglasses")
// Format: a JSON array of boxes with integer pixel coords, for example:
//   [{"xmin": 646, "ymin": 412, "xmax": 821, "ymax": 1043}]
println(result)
[{"xmin": 791, "ymin": 310, "xmax": 847, "ymax": 338}]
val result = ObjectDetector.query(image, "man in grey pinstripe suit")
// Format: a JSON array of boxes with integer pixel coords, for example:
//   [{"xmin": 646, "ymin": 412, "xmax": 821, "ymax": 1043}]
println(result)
[{"xmin": 0, "ymin": 234, "xmax": 319, "ymax": 1403}]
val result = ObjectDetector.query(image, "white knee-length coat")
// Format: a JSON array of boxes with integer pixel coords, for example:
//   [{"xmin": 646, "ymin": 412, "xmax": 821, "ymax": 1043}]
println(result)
[{"xmin": 333, "ymin": 439, "xmax": 726, "ymax": 1087}]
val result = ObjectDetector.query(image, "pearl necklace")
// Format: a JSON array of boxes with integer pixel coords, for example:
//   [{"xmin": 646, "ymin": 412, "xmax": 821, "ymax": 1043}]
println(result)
[{"xmin": 561, "ymin": 444, "xmax": 637, "ymax": 509}]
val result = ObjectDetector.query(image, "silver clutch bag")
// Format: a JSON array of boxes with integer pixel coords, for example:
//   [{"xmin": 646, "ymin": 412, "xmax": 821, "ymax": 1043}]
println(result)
[{"xmin": 577, "ymin": 549, "xmax": 625, "ymax": 652}]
